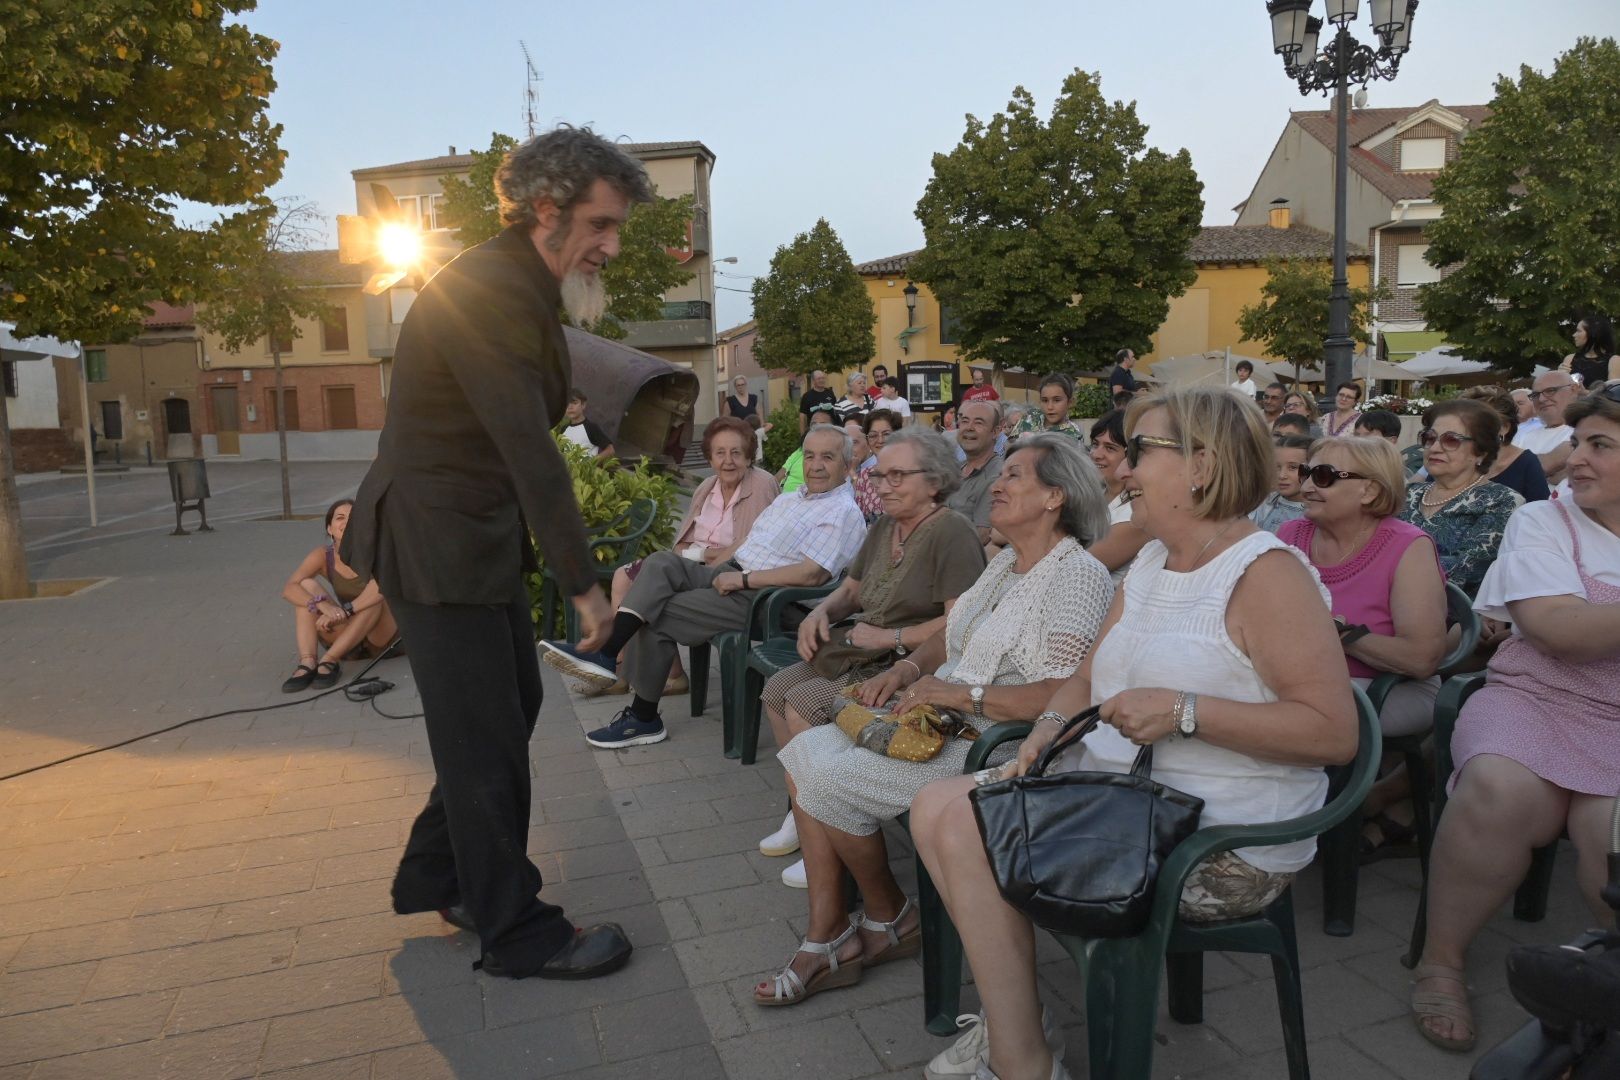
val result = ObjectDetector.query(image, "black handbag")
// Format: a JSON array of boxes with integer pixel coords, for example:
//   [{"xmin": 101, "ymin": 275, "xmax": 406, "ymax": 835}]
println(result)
[{"xmin": 969, "ymin": 706, "xmax": 1205, "ymax": 937}]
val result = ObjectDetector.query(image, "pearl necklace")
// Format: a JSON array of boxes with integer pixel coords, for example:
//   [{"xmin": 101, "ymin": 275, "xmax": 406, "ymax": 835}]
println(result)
[{"xmin": 1421, "ymin": 473, "xmax": 1485, "ymax": 510}]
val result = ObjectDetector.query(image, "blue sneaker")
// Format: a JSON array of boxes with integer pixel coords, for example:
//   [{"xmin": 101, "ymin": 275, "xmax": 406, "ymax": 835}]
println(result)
[
  {"xmin": 585, "ymin": 708, "xmax": 667, "ymax": 749},
  {"xmin": 540, "ymin": 640, "xmax": 618, "ymax": 690}
]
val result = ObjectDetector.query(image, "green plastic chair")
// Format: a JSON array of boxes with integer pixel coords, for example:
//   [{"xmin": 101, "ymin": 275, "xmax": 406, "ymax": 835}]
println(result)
[
  {"xmin": 917, "ymin": 687, "xmax": 1382, "ymax": 1080},
  {"xmin": 1403, "ymin": 670, "xmax": 1558, "ymax": 968},
  {"xmin": 733, "ymin": 583, "xmax": 840, "ymax": 763},
  {"xmin": 539, "ymin": 498, "xmax": 659, "ymax": 642},
  {"xmin": 1320, "ymin": 581, "xmax": 1481, "ymax": 936}
]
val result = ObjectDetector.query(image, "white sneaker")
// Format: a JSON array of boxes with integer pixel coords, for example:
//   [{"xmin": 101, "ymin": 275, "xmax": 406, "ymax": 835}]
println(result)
[
  {"xmin": 781, "ymin": 858, "xmax": 807, "ymax": 888},
  {"xmin": 759, "ymin": 810, "xmax": 800, "ymax": 857},
  {"xmin": 925, "ymin": 1007, "xmax": 1067, "ymax": 1080}
]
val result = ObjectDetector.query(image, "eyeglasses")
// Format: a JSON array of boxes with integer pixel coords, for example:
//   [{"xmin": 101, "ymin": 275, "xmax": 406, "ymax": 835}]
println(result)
[
  {"xmin": 1418, "ymin": 428, "xmax": 1477, "ymax": 451},
  {"xmin": 1294, "ymin": 463, "xmax": 1368, "ymax": 488},
  {"xmin": 870, "ymin": 467, "xmax": 926, "ymax": 487},
  {"xmin": 1125, "ymin": 434, "xmax": 1184, "ymax": 468},
  {"xmin": 1528, "ymin": 383, "xmax": 1576, "ymax": 402}
]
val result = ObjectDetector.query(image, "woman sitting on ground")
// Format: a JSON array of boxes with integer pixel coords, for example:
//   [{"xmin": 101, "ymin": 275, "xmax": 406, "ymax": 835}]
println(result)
[
  {"xmin": 587, "ymin": 416, "xmax": 777, "ymax": 698},
  {"xmin": 1009, "ymin": 373, "xmax": 1086, "ymax": 442},
  {"xmin": 280, "ymin": 499, "xmax": 398, "ymax": 692},
  {"xmin": 1411, "ymin": 386, "xmax": 1620, "ymax": 1054},
  {"xmin": 911, "ymin": 386, "xmax": 1356, "ymax": 1080},
  {"xmin": 1399, "ymin": 399, "xmax": 1524, "ymax": 597},
  {"xmin": 1278, "ymin": 436, "xmax": 1448, "ymax": 860},
  {"xmin": 1083, "ymin": 408, "xmax": 1150, "ymax": 584},
  {"xmin": 1457, "ymin": 385, "xmax": 1550, "ymax": 503},
  {"xmin": 754, "ymin": 428, "xmax": 987, "ymax": 888},
  {"xmin": 753, "ymin": 434, "xmax": 1113, "ymax": 1008}
]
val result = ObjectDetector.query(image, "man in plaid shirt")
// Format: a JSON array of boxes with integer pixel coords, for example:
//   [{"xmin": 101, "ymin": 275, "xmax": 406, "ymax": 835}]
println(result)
[{"xmin": 543, "ymin": 425, "xmax": 867, "ymax": 748}]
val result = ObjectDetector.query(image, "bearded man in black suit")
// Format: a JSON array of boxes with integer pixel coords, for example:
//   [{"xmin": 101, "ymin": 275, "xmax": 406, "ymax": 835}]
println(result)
[{"xmin": 343, "ymin": 127, "xmax": 651, "ymax": 979}]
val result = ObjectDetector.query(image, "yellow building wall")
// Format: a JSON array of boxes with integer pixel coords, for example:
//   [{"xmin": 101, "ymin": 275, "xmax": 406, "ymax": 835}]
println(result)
[
  {"xmin": 201, "ymin": 289, "xmax": 371, "ymax": 369},
  {"xmin": 1142, "ymin": 260, "xmax": 1372, "ymax": 370}
]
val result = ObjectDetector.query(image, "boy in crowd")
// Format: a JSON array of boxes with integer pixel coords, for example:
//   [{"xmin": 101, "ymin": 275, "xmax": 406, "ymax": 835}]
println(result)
[
  {"xmin": 1250, "ymin": 434, "xmax": 1312, "ymax": 533},
  {"xmin": 561, "ymin": 389, "xmax": 615, "ymax": 461}
]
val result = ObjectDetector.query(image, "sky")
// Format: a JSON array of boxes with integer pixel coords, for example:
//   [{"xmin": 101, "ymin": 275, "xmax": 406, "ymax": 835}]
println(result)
[{"xmin": 241, "ymin": 0, "xmax": 1619, "ymax": 329}]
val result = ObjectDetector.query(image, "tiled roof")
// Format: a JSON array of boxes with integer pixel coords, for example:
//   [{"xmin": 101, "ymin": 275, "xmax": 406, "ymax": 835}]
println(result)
[
  {"xmin": 352, "ymin": 140, "xmax": 714, "ymax": 179},
  {"xmin": 1190, "ymin": 224, "xmax": 1365, "ymax": 264},
  {"xmin": 717, "ymin": 319, "xmax": 756, "ymax": 341},
  {"xmin": 854, "ymin": 250, "xmax": 922, "ymax": 275},
  {"xmin": 276, "ymin": 249, "xmax": 370, "ymax": 286},
  {"xmin": 1289, "ymin": 102, "xmax": 1491, "ymax": 202},
  {"xmin": 142, "ymin": 302, "xmax": 195, "ymax": 330}
]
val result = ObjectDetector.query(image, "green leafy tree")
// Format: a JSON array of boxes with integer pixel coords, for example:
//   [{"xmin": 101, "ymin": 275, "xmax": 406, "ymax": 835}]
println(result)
[
  {"xmin": 750, "ymin": 218, "xmax": 876, "ymax": 378},
  {"xmin": 1237, "ymin": 258, "xmax": 1385, "ymax": 368},
  {"xmin": 439, "ymin": 133, "xmax": 694, "ymax": 340},
  {"xmin": 911, "ymin": 70, "xmax": 1203, "ymax": 376},
  {"xmin": 0, "ymin": 0, "xmax": 282, "ymax": 598},
  {"xmin": 196, "ymin": 199, "xmax": 332, "ymax": 520},
  {"xmin": 1419, "ymin": 37, "xmax": 1620, "ymax": 374}
]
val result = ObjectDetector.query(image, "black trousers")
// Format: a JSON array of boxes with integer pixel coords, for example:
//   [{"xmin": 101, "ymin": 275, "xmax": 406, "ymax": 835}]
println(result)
[{"xmin": 386, "ymin": 583, "xmax": 574, "ymax": 970}]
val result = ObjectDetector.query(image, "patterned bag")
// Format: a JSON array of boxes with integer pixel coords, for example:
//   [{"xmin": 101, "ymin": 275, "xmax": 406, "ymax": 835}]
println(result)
[{"xmin": 831, "ymin": 682, "xmax": 980, "ymax": 762}]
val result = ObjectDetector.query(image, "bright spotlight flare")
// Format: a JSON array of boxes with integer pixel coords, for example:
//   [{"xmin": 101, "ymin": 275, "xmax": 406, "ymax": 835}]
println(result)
[{"xmin": 377, "ymin": 222, "xmax": 424, "ymax": 270}]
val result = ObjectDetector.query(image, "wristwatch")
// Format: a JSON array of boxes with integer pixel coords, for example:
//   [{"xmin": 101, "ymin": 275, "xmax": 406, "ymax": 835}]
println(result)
[
  {"xmin": 741, "ymin": 571, "xmax": 751, "ymax": 590},
  {"xmin": 893, "ymin": 628, "xmax": 908, "ymax": 657},
  {"xmin": 969, "ymin": 685, "xmax": 986, "ymax": 718},
  {"xmin": 1174, "ymin": 692, "xmax": 1199, "ymax": 740}
]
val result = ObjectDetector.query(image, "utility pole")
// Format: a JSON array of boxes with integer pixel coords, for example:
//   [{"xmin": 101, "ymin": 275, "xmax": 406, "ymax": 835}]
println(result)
[{"xmin": 521, "ymin": 42, "xmax": 542, "ymax": 138}]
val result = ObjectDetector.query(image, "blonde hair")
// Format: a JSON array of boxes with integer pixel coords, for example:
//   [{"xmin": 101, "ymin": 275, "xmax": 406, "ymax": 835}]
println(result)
[
  {"xmin": 1125, "ymin": 386, "xmax": 1273, "ymax": 520},
  {"xmin": 1285, "ymin": 387, "xmax": 1318, "ymax": 416},
  {"xmin": 1310, "ymin": 436, "xmax": 1406, "ymax": 518}
]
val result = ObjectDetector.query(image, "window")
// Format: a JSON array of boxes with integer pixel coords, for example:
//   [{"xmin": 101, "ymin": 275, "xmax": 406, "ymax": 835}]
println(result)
[
  {"xmin": 1399, "ymin": 137, "xmax": 1447, "ymax": 172},
  {"xmin": 265, "ymin": 387, "xmax": 300, "ymax": 430},
  {"xmin": 938, "ymin": 304, "xmax": 960, "ymax": 346},
  {"xmin": 84, "ymin": 348, "xmax": 108, "ymax": 382},
  {"xmin": 392, "ymin": 193, "xmax": 449, "ymax": 231},
  {"xmin": 1, "ymin": 360, "xmax": 15, "ymax": 398},
  {"xmin": 1396, "ymin": 244, "xmax": 1441, "ymax": 287},
  {"xmin": 320, "ymin": 307, "xmax": 350, "ymax": 352},
  {"xmin": 100, "ymin": 400, "xmax": 123, "ymax": 440},
  {"xmin": 267, "ymin": 327, "xmax": 294, "ymax": 354},
  {"xmin": 323, "ymin": 385, "xmax": 358, "ymax": 429}
]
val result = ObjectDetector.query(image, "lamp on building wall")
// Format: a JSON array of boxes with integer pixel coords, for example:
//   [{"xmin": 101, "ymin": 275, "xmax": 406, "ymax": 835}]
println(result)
[
  {"xmin": 900, "ymin": 282, "xmax": 921, "ymax": 355},
  {"xmin": 1265, "ymin": 0, "xmax": 1418, "ymax": 392}
]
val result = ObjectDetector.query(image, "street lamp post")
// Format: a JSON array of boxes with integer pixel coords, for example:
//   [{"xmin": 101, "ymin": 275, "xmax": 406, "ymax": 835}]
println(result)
[{"xmin": 1266, "ymin": 0, "xmax": 1419, "ymax": 392}]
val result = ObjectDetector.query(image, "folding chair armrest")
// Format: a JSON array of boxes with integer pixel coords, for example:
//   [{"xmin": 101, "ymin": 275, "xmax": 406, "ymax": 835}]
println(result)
[
  {"xmin": 964, "ymin": 722, "xmax": 1033, "ymax": 773},
  {"xmin": 761, "ymin": 582, "xmax": 839, "ymax": 637}
]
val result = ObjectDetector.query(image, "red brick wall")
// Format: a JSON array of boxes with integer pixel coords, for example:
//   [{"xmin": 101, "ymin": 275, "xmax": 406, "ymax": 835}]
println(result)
[
  {"xmin": 1378, "ymin": 225, "xmax": 1431, "ymax": 323},
  {"xmin": 197, "ymin": 363, "xmax": 386, "ymax": 434},
  {"xmin": 9, "ymin": 428, "xmax": 75, "ymax": 473}
]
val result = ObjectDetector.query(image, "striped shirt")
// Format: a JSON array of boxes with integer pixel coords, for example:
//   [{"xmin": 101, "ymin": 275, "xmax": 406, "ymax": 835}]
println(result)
[{"xmin": 735, "ymin": 482, "xmax": 867, "ymax": 576}]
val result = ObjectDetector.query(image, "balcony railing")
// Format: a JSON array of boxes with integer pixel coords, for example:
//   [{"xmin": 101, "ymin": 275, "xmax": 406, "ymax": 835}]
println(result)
[{"xmin": 659, "ymin": 300, "xmax": 712, "ymax": 320}]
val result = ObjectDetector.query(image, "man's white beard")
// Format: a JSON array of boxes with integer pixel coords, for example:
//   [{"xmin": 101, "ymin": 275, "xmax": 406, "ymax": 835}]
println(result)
[{"xmin": 561, "ymin": 271, "xmax": 609, "ymax": 327}]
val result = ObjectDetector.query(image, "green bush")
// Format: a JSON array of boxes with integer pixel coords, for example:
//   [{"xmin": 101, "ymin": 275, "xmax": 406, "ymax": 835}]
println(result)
[
  {"xmin": 527, "ymin": 435, "xmax": 680, "ymax": 635},
  {"xmin": 1069, "ymin": 382, "xmax": 1114, "ymax": 419},
  {"xmin": 762, "ymin": 395, "xmax": 801, "ymax": 473}
]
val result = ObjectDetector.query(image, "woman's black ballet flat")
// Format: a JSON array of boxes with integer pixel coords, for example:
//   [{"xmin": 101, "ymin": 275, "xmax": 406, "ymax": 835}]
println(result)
[
  {"xmin": 281, "ymin": 664, "xmax": 317, "ymax": 693},
  {"xmin": 311, "ymin": 660, "xmax": 341, "ymax": 690}
]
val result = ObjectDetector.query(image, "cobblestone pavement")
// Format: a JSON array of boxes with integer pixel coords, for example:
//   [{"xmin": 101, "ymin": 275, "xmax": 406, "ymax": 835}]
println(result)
[{"xmin": 0, "ymin": 467, "xmax": 1593, "ymax": 1077}]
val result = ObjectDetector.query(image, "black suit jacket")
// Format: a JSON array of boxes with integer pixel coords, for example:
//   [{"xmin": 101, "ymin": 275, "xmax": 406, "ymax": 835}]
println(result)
[{"xmin": 342, "ymin": 226, "xmax": 596, "ymax": 605}]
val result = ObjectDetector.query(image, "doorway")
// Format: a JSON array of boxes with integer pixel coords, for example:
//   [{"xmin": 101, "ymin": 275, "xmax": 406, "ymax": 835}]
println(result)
[
  {"xmin": 210, "ymin": 386, "xmax": 240, "ymax": 455},
  {"xmin": 161, "ymin": 397, "xmax": 192, "ymax": 459}
]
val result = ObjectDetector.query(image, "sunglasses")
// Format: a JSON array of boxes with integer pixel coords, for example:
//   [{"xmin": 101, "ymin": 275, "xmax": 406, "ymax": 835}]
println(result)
[
  {"xmin": 1418, "ymin": 428, "xmax": 1477, "ymax": 451},
  {"xmin": 1125, "ymin": 433, "xmax": 1184, "ymax": 468},
  {"xmin": 1294, "ymin": 463, "xmax": 1368, "ymax": 488}
]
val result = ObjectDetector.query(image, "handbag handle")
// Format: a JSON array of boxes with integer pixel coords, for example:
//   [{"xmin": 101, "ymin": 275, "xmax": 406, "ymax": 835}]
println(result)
[{"xmin": 1029, "ymin": 704, "xmax": 1156, "ymax": 778}]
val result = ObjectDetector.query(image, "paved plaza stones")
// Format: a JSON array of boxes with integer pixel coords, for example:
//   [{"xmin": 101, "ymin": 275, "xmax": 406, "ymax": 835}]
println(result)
[{"xmin": 0, "ymin": 462, "xmax": 1593, "ymax": 1077}]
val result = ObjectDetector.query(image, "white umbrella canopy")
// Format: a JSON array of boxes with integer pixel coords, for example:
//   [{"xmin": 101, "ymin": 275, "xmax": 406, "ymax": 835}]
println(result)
[
  {"xmin": 1401, "ymin": 348, "xmax": 1493, "ymax": 379},
  {"xmin": 1145, "ymin": 352, "xmax": 1299, "ymax": 386}
]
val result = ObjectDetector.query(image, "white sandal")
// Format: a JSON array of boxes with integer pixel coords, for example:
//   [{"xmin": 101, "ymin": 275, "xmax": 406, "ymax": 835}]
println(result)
[
  {"xmin": 855, "ymin": 896, "xmax": 921, "ymax": 967},
  {"xmin": 754, "ymin": 923, "xmax": 864, "ymax": 1006}
]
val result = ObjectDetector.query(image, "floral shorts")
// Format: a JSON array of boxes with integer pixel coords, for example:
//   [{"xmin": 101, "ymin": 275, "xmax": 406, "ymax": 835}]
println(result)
[{"xmin": 1177, "ymin": 851, "xmax": 1294, "ymax": 922}]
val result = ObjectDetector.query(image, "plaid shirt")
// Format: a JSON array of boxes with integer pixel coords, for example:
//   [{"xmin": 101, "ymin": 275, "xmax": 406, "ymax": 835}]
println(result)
[{"xmin": 735, "ymin": 482, "xmax": 867, "ymax": 576}]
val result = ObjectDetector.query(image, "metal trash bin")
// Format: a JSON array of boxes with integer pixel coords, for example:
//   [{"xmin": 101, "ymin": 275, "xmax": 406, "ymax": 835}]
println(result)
[{"xmin": 166, "ymin": 459, "xmax": 214, "ymax": 535}]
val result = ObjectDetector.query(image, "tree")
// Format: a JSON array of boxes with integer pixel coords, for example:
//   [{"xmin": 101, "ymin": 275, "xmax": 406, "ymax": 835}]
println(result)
[
  {"xmin": 1420, "ymin": 37, "xmax": 1620, "ymax": 374},
  {"xmin": 750, "ymin": 218, "xmax": 875, "ymax": 378},
  {"xmin": 439, "ymin": 133, "xmax": 694, "ymax": 340},
  {"xmin": 911, "ymin": 70, "xmax": 1203, "ymax": 376},
  {"xmin": 196, "ymin": 199, "xmax": 331, "ymax": 520},
  {"xmin": 1237, "ymin": 258, "xmax": 1385, "ymax": 370},
  {"xmin": 0, "ymin": 1, "xmax": 282, "ymax": 598}
]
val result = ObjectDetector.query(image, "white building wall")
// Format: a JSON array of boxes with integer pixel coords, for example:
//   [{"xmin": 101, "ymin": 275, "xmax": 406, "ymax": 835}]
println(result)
[{"xmin": 7, "ymin": 357, "xmax": 61, "ymax": 429}]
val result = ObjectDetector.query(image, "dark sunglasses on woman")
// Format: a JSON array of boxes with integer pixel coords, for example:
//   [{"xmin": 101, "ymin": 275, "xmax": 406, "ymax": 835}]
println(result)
[
  {"xmin": 1418, "ymin": 428, "xmax": 1477, "ymax": 452},
  {"xmin": 1293, "ymin": 463, "xmax": 1368, "ymax": 488}
]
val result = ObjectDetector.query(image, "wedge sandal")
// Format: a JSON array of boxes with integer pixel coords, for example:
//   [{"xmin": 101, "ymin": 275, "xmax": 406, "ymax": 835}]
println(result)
[{"xmin": 754, "ymin": 923, "xmax": 863, "ymax": 1006}]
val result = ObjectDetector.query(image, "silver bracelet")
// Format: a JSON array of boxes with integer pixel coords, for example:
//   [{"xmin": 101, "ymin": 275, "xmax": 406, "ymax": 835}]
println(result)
[
  {"xmin": 1036, "ymin": 710, "xmax": 1068, "ymax": 729},
  {"xmin": 896, "ymin": 658, "xmax": 922, "ymax": 677}
]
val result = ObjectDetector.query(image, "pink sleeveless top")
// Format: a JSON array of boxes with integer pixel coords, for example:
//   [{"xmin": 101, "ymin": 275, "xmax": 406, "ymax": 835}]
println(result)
[{"xmin": 1277, "ymin": 516, "xmax": 1443, "ymax": 679}]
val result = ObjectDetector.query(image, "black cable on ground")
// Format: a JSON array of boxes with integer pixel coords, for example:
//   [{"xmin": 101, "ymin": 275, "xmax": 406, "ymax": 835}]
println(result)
[{"xmin": 0, "ymin": 640, "xmax": 413, "ymax": 783}]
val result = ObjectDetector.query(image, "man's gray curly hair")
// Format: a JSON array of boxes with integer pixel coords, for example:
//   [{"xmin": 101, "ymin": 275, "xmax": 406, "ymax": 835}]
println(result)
[{"xmin": 494, "ymin": 126, "xmax": 655, "ymax": 228}]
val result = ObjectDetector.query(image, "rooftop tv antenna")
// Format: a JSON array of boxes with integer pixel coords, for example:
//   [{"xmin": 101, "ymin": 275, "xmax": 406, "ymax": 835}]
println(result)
[{"xmin": 521, "ymin": 42, "xmax": 542, "ymax": 137}]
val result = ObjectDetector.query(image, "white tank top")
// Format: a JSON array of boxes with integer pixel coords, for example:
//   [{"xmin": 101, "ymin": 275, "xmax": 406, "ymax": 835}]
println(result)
[{"xmin": 1077, "ymin": 530, "xmax": 1332, "ymax": 873}]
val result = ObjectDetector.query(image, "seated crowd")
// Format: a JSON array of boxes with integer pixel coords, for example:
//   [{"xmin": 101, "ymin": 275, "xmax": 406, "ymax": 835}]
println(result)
[{"xmin": 530, "ymin": 367, "xmax": 1615, "ymax": 1077}]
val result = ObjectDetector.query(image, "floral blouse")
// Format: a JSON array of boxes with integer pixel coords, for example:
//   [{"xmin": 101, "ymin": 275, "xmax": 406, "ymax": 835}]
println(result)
[
  {"xmin": 851, "ymin": 467, "xmax": 884, "ymax": 522},
  {"xmin": 1009, "ymin": 413, "xmax": 1086, "ymax": 443},
  {"xmin": 1398, "ymin": 480, "xmax": 1524, "ymax": 597}
]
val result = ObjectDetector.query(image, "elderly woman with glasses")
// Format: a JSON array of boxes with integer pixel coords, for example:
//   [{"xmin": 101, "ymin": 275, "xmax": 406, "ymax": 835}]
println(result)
[
  {"xmin": 1399, "ymin": 399, "xmax": 1524, "ymax": 597},
  {"xmin": 911, "ymin": 387, "xmax": 1356, "ymax": 1080},
  {"xmin": 753, "ymin": 434, "xmax": 1113, "ymax": 1012},
  {"xmin": 1412, "ymin": 384, "xmax": 1620, "ymax": 1053}
]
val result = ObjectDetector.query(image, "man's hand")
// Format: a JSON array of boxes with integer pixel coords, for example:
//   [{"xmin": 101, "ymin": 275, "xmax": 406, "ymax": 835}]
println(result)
[
  {"xmin": 573, "ymin": 588, "xmax": 613, "ymax": 651},
  {"xmin": 712, "ymin": 571, "xmax": 747, "ymax": 595}
]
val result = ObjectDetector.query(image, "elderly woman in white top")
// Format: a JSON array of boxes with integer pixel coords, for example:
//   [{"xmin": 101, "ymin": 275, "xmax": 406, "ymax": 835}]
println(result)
[
  {"xmin": 910, "ymin": 386, "xmax": 1357, "ymax": 1080},
  {"xmin": 752, "ymin": 435, "xmax": 1115, "ymax": 1009}
]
